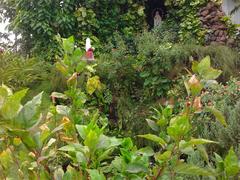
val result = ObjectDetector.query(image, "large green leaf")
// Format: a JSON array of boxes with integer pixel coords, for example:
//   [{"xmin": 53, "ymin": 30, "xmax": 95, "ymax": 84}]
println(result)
[
  {"xmin": 191, "ymin": 61, "xmax": 199, "ymax": 74},
  {"xmin": 84, "ymin": 130, "xmax": 100, "ymax": 152},
  {"xmin": 162, "ymin": 106, "xmax": 173, "ymax": 118},
  {"xmin": 146, "ymin": 119, "xmax": 159, "ymax": 132},
  {"xmin": 138, "ymin": 134, "xmax": 166, "ymax": 148},
  {"xmin": 175, "ymin": 163, "xmax": 217, "ymax": 176},
  {"xmin": 63, "ymin": 36, "xmax": 74, "ymax": 54},
  {"xmin": 87, "ymin": 169, "xmax": 105, "ymax": 180},
  {"xmin": 126, "ymin": 163, "xmax": 148, "ymax": 173},
  {"xmin": 224, "ymin": 147, "xmax": 239, "ymax": 177},
  {"xmin": 76, "ymin": 152, "xmax": 88, "ymax": 164},
  {"xmin": 63, "ymin": 166, "xmax": 79, "ymax": 180},
  {"xmin": 76, "ymin": 61, "xmax": 87, "ymax": 73},
  {"xmin": 76, "ymin": 125, "xmax": 87, "ymax": 140},
  {"xmin": 71, "ymin": 48, "xmax": 83, "ymax": 65},
  {"xmin": 97, "ymin": 148, "xmax": 114, "ymax": 162},
  {"xmin": 16, "ymin": 92, "xmax": 43, "ymax": 128},
  {"xmin": 8, "ymin": 129, "xmax": 37, "ymax": 150},
  {"xmin": 206, "ymin": 107, "xmax": 227, "ymax": 127},
  {"xmin": 136, "ymin": 147, "xmax": 154, "ymax": 157},
  {"xmin": 54, "ymin": 168, "xmax": 64, "ymax": 180},
  {"xmin": 0, "ymin": 86, "xmax": 9, "ymax": 109},
  {"xmin": 0, "ymin": 89, "xmax": 28, "ymax": 120},
  {"xmin": 55, "ymin": 62, "xmax": 68, "ymax": 76},
  {"xmin": 56, "ymin": 105, "xmax": 70, "ymax": 116},
  {"xmin": 182, "ymin": 138, "xmax": 218, "ymax": 148},
  {"xmin": 155, "ymin": 150, "xmax": 171, "ymax": 162},
  {"xmin": 167, "ymin": 115, "xmax": 191, "ymax": 140},
  {"xmin": 197, "ymin": 56, "xmax": 222, "ymax": 80},
  {"xmin": 0, "ymin": 149, "xmax": 12, "ymax": 169},
  {"xmin": 202, "ymin": 68, "xmax": 222, "ymax": 80},
  {"xmin": 214, "ymin": 153, "xmax": 224, "ymax": 173},
  {"xmin": 179, "ymin": 140, "xmax": 194, "ymax": 155},
  {"xmin": 97, "ymin": 135, "xmax": 122, "ymax": 149},
  {"xmin": 59, "ymin": 144, "xmax": 76, "ymax": 152},
  {"xmin": 197, "ymin": 56, "xmax": 211, "ymax": 75}
]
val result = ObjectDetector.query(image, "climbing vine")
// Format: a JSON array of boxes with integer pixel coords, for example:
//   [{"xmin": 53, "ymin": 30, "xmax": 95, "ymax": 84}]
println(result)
[{"xmin": 165, "ymin": 0, "xmax": 208, "ymax": 43}]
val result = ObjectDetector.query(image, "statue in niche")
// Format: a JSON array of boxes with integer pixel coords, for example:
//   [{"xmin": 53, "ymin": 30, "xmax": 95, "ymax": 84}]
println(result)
[{"xmin": 153, "ymin": 10, "xmax": 162, "ymax": 27}]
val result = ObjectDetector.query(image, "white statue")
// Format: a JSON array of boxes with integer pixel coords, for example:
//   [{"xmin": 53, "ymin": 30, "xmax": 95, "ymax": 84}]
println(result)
[
  {"xmin": 82, "ymin": 37, "xmax": 94, "ymax": 61},
  {"xmin": 154, "ymin": 11, "xmax": 162, "ymax": 27},
  {"xmin": 85, "ymin": 37, "xmax": 91, "ymax": 52}
]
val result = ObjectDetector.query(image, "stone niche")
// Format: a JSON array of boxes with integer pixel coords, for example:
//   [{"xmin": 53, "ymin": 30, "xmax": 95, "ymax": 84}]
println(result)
[{"xmin": 145, "ymin": 0, "xmax": 166, "ymax": 29}]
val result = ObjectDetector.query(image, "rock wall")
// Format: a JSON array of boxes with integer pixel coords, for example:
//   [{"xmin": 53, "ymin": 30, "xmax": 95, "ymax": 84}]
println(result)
[{"xmin": 199, "ymin": 2, "xmax": 229, "ymax": 45}]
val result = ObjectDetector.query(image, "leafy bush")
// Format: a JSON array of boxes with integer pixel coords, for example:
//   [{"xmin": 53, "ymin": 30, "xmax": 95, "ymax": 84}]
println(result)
[
  {"xmin": 96, "ymin": 31, "xmax": 240, "ymax": 139},
  {"xmin": 0, "ymin": 37, "xmax": 239, "ymax": 179},
  {"xmin": 195, "ymin": 78, "xmax": 240, "ymax": 156},
  {"xmin": 1, "ymin": 0, "xmax": 145, "ymax": 59},
  {"xmin": 165, "ymin": 0, "xmax": 208, "ymax": 43},
  {"xmin": 0, "ymin": 52, "xmax": 51, "ymax": 90}
]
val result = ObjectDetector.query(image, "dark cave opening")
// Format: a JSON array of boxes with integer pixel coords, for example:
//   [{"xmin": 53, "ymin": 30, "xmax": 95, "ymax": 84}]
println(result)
[{"xmin": 145, "ymin": 0, "xmax": 167, "ymax": 29}]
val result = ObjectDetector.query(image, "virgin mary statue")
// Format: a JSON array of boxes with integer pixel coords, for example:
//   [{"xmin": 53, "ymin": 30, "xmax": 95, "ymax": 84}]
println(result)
[{"xmin": 154, "ymin": 10, "xmax": 162, "ymax": 27}]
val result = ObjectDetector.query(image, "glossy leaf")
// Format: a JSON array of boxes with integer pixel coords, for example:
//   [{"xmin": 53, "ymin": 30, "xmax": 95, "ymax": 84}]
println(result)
[
  {"xmin": 224, "ymin": 147, "xmax": 239, "ymax": 177},
  {"xmin": 214, "ymin": 153, "xmax": 224, "ymax": 173},
  {"xmin": 136, "ymin": 147, "xmax": 154, "ymax": 157},
  {"xmin": 76, "ymin": 125, "xmax": 87, "ymax": 140},
  {"xmin": 126, "ymin": 163, "xmax": 148, "ymax": 173},
  {"xmin": 167, "ymin": 115, "xmax": 191, "ymax": 140},
  {"xmin": 184, "ymin": 138, "xmax": 218, "ymax": 148},
  {"xmin": 191, "ymin": 60, "xmax": 199, "ymax": 73},
  {"xmin": 17, "ymin": 92, "xmax": 43, "ymax": 128},
  {"xmin": 63, "ymin": 36, "xmax": 74, "ymax": 54},
  {"xmin": 0, "ymin": 89, "xmax": 28, "ymax": 120},
  {"xmin": 84, "ymin": 130, "xmax": 100, "ymax": 152},
  {"xmin": 197, "ymin": 56, "xmax": 211, "ymax": 75},
  {"xmin": 8, "ymin": 129, "xmax": 38, "ymax": 150},
  {"xmin": 0, "ymin": 86, "xmax": 9, "ymax": 109},
  {"xmin": 87, "ymin": 169, "xmax": 105, "ymax": 180},
  {"xmin": 55, "ymin": 62, "xmax": 68, "ymax": 76},
  {"xmin": 138, "ymin": 134, "xmax": 166, "ymax": 148},
  {"xmin": 56, "ymin": 105, "xmax": 70, "ymax": 116},
  {"xmin": 202, "ymin": 68, "xmax": 222, "ymax": 80},
  {"xmin": 155, "ymin": 150, "xmax": 171, "ymax": 162},
  {"xmin": 146, "ymin": 119, "xmax": 159, "ymax": 131},
  {"xmin": 175, "ymin": 163, "xmax": 217, "ymax": 176},
  {"xmin": 206, "ymin": 107, "xmax": 227, "ymax": 127},
  {"xmin": 63, "ymin": 166, "xmax": 79, "ymax": 180}
]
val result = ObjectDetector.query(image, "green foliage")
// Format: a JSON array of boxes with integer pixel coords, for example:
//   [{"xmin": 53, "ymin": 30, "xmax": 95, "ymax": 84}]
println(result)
[
  {"xmin": 165, "ymin": 0, "xmax": 208, "ymax": 43},
  {"xmin": 1, "ymin": 0, "xmax": 145, "ymax": 60},
  {"xmin": 0, "ymin": 84, "xmax": 65, "ymax": 179},
  {"xmin": 195, "ymin": 78, "xmax": 240, "ymax": 156},
  {"xmin": 136, "ymin": 57, "xmax": 239, "ymax": 179},
  {"xmin": 96, "ymin": 31, "xmax": 240, "ymax": 140},
  {"xmin": 0, "ymin": 52, "xmax": 51, "ymax": 90},
  {"xmin": 0, "ymin": 37, "xmax": 240, "ymax": 179}
]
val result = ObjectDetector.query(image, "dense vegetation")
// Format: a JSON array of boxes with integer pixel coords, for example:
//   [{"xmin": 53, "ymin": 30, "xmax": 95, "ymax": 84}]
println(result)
[{"xmin": 0, "ymin": 0, "xmax": 240, "ymax": 179}]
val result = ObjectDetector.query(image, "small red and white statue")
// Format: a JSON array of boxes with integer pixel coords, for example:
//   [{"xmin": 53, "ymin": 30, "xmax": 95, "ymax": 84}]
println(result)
[{"xmin": 82, "ymin": 38, "xmax": 95, "ymax": 61}]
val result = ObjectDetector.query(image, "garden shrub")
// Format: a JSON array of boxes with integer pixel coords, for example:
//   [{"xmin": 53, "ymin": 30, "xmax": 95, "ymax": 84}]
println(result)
[
  {"xmin": 97, "ymin": 35, "xmax": 145, "ymax": 135},
  {"xmin": 187, "ymin": 45, "xmax": 240, "ymax": 80},
  {"xmin": 136, "ymin": 30, "xmax": 240, "ymax": 98},
  {"xmin": 0, "ymin": 0, "xmax": 145, "ymax": 60},
  {"xmin": 195, "ymin": 78, "xmax": 240, "ymax": 156},
  {"xmin": 0, "ymin": 52, "xmax": 51, "ymax": 90},
  {"xmin": 0, "ymin": 37, "xmax": 239, "ymax": 179},
  {"xmin": 96, "ymin": 31, "xmax": 240, "ymax": 139}
]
